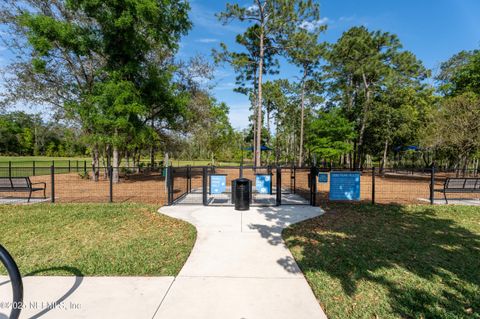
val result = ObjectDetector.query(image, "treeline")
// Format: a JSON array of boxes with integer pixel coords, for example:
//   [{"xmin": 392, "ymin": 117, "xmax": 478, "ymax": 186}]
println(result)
[
  {"xmin": 0, "ymin": 0, "xmax": 237, "ymax": 181},
  {"xmin": 215, "ymin": 1, "xmax": 479, "ymax": 171},
  {"xmin": 0, "ymin": 111, "xmax": 86, "ymax": 156},
  {"xmin": 0, "ymin": 1, "xmax": 478, "ymax": 173}
]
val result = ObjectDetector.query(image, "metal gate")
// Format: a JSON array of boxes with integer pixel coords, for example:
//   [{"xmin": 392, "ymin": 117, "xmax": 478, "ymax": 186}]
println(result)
[{"xmin": 167, "ymin": 166, "xmax": 316, "ymax": 207}]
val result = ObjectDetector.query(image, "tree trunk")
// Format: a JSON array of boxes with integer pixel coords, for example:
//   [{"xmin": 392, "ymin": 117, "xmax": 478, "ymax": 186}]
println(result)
[
  {"xmin": 298, "ymin": 69, "xmax": 307, "ymax": 167},
  {"xmin": 381, "ymin": 138, "xmax": 388, "ymax": 175},
  {"xmin": 92, "ymin": 144, "xmax": 99, "ymax": 182},
  {"xmin": 150, "ymin": 117, "xmax": 155, "ymax": 168},
  {"xmin": 357, "ymin": 72, "xmax": 371, "ymax": 169},
  {"xmin": 266, "ymin": 108, "xmax": 270, "ymax": 142},
  {"xmin": 255, "ymin": 29, "xmax": 265, "ymax": 167},
  {"xmin": 252, "ymin": 67, "xmax": 258, "ymax": 166},
  {"xmin": 112, "ymin": 145, "xmax": 120, "ymax": 183}
]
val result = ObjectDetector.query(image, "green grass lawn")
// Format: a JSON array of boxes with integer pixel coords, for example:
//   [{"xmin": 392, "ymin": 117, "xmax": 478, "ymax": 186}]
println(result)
[
  {"xmin": 284, "ymin": 204, "xmax": 480, "ymax": 319},
  {"xmin": 0, "ymin": 156, "xmax": 91, "ymax": 167},
  {"xmin": 0, "ymin": 203, "xmax": 196, "ymax": 276},
  {"xmin": 0, "ymin": 156, "xmax": 243, "ymax": 168}
]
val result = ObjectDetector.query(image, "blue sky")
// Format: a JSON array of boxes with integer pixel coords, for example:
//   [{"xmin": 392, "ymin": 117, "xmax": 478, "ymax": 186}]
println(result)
[
  {"xmin": 1, "ymin": 1, "xmax": 479, "ymax": 128},
  {"xmin": 182, "ymin": 0, "xmax": 480, "ymax": 129}
]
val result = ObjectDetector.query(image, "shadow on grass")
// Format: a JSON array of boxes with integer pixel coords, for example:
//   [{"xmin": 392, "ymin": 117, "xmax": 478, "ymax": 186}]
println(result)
[{"xmin": 283, "ymin": 203, "xmax": 480, "ymax": 318}]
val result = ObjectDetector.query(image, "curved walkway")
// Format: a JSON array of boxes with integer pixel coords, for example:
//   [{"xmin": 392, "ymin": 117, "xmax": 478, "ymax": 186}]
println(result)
[{"xmin": 154, "ymin": 205, "xmax": 327, "ymax": 319}]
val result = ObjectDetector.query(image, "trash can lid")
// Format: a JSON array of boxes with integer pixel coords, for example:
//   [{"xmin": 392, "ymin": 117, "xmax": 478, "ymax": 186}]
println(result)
[{"xmin": 234, "ymin": 178, "xmax": 250, "ymax": 183}]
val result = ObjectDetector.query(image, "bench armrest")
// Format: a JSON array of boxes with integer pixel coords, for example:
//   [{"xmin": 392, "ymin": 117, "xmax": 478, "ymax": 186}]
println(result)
[{"xmin": 31, "ymin": 182, "xmax": 46, "ymax": 188}]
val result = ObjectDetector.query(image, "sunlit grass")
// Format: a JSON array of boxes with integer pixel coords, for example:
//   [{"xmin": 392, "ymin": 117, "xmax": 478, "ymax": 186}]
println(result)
[
  {"xmin": 284, "ymin": 204, "xmax": 480, "ymax": 319},
  {"xmin": 0, "ymin": 203, "xmax": 196, "ymax": 276}
]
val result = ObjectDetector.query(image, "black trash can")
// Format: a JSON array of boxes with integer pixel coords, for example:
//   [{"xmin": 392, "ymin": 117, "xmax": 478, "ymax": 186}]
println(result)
[{"xmin": 233, "ymin": 178, "xmax": 251, "ymax": 211}]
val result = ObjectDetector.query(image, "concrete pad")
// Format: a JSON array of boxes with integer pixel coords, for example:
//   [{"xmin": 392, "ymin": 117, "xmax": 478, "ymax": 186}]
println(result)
[
  {"xmin": 158, "ymin": 205, "xmax": 327, "ymax": 319},
  {"xmin": 0, "ymin": 276, "xmax": 174, "ymax": 319},
  {"xmin": 155, "ymin": 276, "xmax": 324, "ymax": 319},
  {"xmin": 178, "ymin": 231, "xmax": 302, "ymax": 278},
  {"xmin": 418, "ymin": 198, "xmax": 480, "ymax": 206},
  {"xmin": 0, "ymin": 198, "xmax": 49, "ymax": 205}
]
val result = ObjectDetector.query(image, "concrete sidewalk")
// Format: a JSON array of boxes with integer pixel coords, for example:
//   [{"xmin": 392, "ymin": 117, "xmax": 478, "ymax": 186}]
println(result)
[
  {"xmin": 0, "ymin": 276, "xmax": 173, "ymax": 319},
  {"xmin": 0, "ymin": 205, "xmax": 327, "ymax": 319},
  {"xmin": 155, "ymin": 205, "xmax": 327, "ymax": 319}
]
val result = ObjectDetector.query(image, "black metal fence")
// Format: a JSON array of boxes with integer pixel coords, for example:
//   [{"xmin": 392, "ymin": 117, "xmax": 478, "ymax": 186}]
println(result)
[
  {"xmin": 0, "ymin": 164, "xmax": 478, "ymax": 206},
  {"xmin": 166, "ymin": 165, "xmax": 316, "ymax": 206},
  {"xmin": 0, "ymin": 165, "xmax": 167, "ymax": 204},
  {"xmin": 167, "ymin": 165, "xmax": 480, "ymax": 207}
]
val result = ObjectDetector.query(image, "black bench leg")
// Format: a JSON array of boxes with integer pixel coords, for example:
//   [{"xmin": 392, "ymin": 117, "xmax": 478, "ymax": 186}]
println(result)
[
  {"xmin": 43, "ymin": 188, "xmax": 46, "ymax": 199},
  {"xmin": 28, "ymin": 190, "xmax": 32, "ymax": 203},
  {"xmin": 444, "ymin": 192, "xmax": 448, "ymax": 204}
]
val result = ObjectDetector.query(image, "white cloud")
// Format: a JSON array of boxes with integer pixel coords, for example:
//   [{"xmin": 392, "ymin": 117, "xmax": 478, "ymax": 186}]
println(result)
[
  {"xmin": 228, "ymin": 102, "xmax": 252, "ymax": 129},
  {"xmin": 196, "ymin": 38, "xmax": 219, "ymax": 43},
  {"xmin": 246, "ymin": 4, "xmax": 259, "ymax": 13},
  {"xmin": 215, "ymin": 82, "xmax": 236, "ymax": 90},
  {"xmin": 299, "ymin": 17, "xmax": 329, "ymax": 32},
  {"xmin": 189, "ymin": 1, "xmax": 244, "ymax": 35}
]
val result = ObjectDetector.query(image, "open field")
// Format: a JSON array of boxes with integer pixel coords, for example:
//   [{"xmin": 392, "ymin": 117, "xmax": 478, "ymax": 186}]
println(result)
[
  {"xmin": 0, "ymin": 156, "xmax": 91, "ymax": 168},
  {"xmin": 284, "ymin": 204, "xmax": 480, "ymax": 319},
  {"xmin": 0, "ymin": 156, "xmax": 244, "ymax": 168},
  {"xmin": 0, "ymin": 203, "xmax": 196, "ymax": 276}
]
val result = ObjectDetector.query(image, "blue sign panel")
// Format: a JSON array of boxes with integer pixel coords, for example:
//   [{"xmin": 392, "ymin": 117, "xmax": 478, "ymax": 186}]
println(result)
[
  {"xmin": 318, "ymin": 173, "xmax": 329, "ymax": 183},
  {"xmin": 255, "ymin": 174, "xmax": 272, "ymax": 194},
  {"xmin": 329, "ymin": 172, "xmax": 361, "ymax": 201},
  {"xmin": 210, "ymin": 175, "xmax": 226, "ymax": 194}
]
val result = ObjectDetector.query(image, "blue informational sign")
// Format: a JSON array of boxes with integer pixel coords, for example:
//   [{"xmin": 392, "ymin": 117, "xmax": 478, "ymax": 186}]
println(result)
[
  {"xmin": 255, "ymin": 174, "xmax": 272, "ymax": 194},
  {"xmin": 210, "ymin": 175, "xmax": 227, "ymax": 194},
  {"xmin": 329, "ymin": 172, "xmax": 361, "ymax": 201},
  {"xmin": 318, "ymin": 173, "xmax": 329, "ymax": 183}
]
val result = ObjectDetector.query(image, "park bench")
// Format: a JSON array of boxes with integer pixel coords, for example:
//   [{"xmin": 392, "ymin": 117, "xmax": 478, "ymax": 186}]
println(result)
[
  {"xmin": 434, "ymin": 177, "xmax": 480, "ymax": 204},
  {"xmin": 0, "ymin": 177, "xmax": 46, "ymax": 202}
]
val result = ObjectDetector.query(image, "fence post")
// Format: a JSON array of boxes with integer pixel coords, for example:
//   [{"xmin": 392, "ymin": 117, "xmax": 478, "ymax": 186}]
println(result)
[
  {"xmin": 268, "ymin": 166, "xmax": 273, "ymax": 195},
  {"xmin": 202, "ymin": 167, "xmax": 208, "ymax": 206},
  {"xmin": 239, "ymin": 165, "xmax": 243, "ymax": 178},
  {"xmin": 76, "ymin": 160, "xmax": 79, "ymax": 172},
  {"xmin": 293, "ymin": 166, "xmax": 296, "ymax": 194},
  {"xmin": 8, "ymin": 161, "xmax": 11, "ymax": 178},
  {"xmin": 33, "ymin": 160, "xmax": 36, "ymax": 176},
  {"xmin": 372, "ymin": 167, "xmax": 376, "ymax": 205},
  {"xmin": 68, "ymin": 160, "xmax": 71, "ymax": 173},
  {"xmin": 276, "ymin": 166, "xmax": 282, "ymax": 206},
  {"xmin": 187, "ymin": 165, "xmax": 192, "ymax": 193},
  {"xmin": 310, "ymin": 166, "xmax": 317, "ymax": 206},
  {"xmin": 84, "ymin": 161, "xmax": 87, "ymax": 175},
  {"xmin": 50, "ymin": 165, "xmax": 55, "ymax": 203},
  {"xmin": 167, "ymin": 166, "xmax": 174, "ymax": 205},
  {"xmin": 109, "ymin": 166, "xmax": 113, "ymax": 203},
  {"xmin": 431, "ymin": 165, "xmax": 435, "ymax": 204}
]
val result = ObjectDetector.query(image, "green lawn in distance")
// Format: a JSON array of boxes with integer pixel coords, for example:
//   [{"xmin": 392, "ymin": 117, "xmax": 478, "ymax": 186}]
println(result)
[
  {"xmin": 0, "ymin": 203, "xmax": 196, "ymax": 276},
  {"xmin": 0, "ymin": 156, "xmax": 243, "ymax": 167},
  {"xmin": 284, "ymin": 204, "xmax": 480, "ymax": 319}
]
